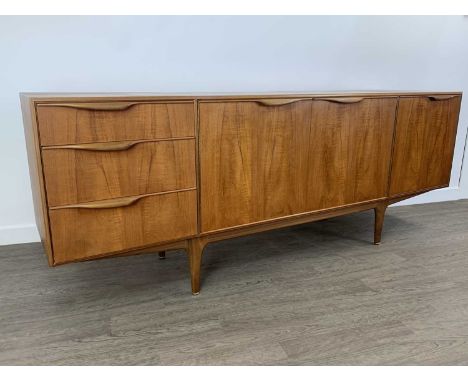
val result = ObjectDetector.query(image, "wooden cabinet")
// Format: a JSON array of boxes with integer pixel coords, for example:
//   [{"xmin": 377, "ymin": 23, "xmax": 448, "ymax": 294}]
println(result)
[{"xmin": 21, "ymin": 92, "xmax": 462, "ymax": 294}]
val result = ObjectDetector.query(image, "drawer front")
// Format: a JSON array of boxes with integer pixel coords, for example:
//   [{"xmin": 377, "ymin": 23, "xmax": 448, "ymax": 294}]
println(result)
[
  {"xmin": 200, "ymin": 97, "xmax": 397, "ymax": 232},
  {"xmin": 37, "ymin": 101, "xmax": 195, "ymax": 146},
  {"xmin": 49, "ymin": 190, "xmax": 197, "ymax": 264},
  {"xmin": 42, "ymin": 139, "xmax": 196, "ymax": 207},
  {"xmin": 389, "ymin": 95, "xmax": 461, "ymax": 196}
]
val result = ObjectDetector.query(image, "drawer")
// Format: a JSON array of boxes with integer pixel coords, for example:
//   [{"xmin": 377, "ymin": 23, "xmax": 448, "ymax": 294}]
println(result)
[
  {"xmin": 42, "ymin": 138, "xmax": 196, "ymax": 207},
  {"xmin": 36, "ymin": 101, "xmax": 195, "ymax": 146},
  {"xmin": 49, "ymin": 190, "xmax": 197, "ymax": 264}
]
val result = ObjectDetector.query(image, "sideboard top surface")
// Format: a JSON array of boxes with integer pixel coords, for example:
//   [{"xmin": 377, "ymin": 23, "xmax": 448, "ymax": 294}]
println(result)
[{"xmin": 20, "ymin": 91, "xmax": 463, "ymax": 103}]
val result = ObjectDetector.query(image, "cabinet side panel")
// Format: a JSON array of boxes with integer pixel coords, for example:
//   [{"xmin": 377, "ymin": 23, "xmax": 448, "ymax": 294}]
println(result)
[
  {"xmin": 20, "ymin": 95, "xmax": 53, "ymax": 264},
  {"xmin": 389, "ymin": 96, "xmax": 462, "ymax": 196}
]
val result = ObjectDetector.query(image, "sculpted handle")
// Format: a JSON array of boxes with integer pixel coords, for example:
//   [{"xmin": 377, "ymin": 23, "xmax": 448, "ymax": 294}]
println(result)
[
  {"xmin": 39, "ymin": 102, "xmax": 142, "ymax": 111},
  {"xmin": 255, "ymin": 98, "xmax": 305, "ymax": 106},
  {"xmin": 43, "ymin": 141, "xmax": 141, "ymax": 152},
  {"xmin": 428, "ymin": 95, "xmax": 458, "ymax": 101},
  {"xmin": 316, "ymin": 97, "xmax": 365, "ymax": 104},
  {"xmin": 50, "ymin": 195, "xmax": 147, "ymax": 210}
]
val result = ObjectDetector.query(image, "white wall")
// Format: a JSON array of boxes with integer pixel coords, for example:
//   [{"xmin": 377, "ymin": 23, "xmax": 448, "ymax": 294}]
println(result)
[{"xmin": 1, "ymin": 16, "xmax": 467, "ymax": 245}]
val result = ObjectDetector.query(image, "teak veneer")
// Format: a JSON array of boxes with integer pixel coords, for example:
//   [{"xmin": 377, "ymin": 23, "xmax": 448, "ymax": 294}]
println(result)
[{"xmin": 21, "ymin": 92, "xmax": 462, "ymax": 294}]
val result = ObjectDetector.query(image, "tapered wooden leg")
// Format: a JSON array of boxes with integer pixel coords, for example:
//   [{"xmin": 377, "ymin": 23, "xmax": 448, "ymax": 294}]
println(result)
[
  {"xmin": 374, "ymin": 204, "xmax": 388, "ymax": 245},
  {"xmin": 187, "ymin": 238, "xmax": 206, "ymax": 295},
  {"xmin": 158, "ymin": 251, "xmax": 166, "ymax": 259}
]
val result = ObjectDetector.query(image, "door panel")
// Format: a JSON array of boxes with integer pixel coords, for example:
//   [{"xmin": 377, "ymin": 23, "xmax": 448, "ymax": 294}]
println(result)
[
  {"xmin": 199, "ymin": 98, "xmax": 397, "ymax": 232},
  {"xmin": 389, "ymin": 96, "xmax": 461, "ymax": 196}
]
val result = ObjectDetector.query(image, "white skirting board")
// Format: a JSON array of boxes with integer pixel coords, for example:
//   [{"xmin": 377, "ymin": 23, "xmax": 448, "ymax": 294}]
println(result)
[
  {"xmin": 0, "ymin": 224, "xmax": 40, "ymax": 246},
  {"xmin": 392, "ymin": 186, "xmax": 462, "ymax": 206},
  {"xmin": 0, "ymin": 186, "xmax": 464, "ymax": 246}
]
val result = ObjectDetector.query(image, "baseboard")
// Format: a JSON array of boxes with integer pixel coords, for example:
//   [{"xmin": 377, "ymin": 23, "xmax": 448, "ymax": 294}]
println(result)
[
  {"xmin": 0, "ymin": 224, "xmax": 40, "ymax": 246},
  {"xmin": 391, "ymin": 186, "xmax": 463, "ymax": 206}
]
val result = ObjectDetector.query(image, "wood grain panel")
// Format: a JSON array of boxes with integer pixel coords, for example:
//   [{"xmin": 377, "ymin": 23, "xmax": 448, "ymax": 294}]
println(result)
[
  {"xmin": 37, "ymin": 102, "xmax": 195, "ymax": 146},
  {"xmin": 389, "ymin": 96, "xmax": 462, "ymax": 196},
  {"xmin": 49, "ymin": 190, "xmax": 197, "ymax": 264},
  {"xmin": 199, "ymin": 98, "xmax": 397, "ymax": 232},
  {"xmin": 42, "ymin": 139, "xmax": 196, "ymax": 207}
]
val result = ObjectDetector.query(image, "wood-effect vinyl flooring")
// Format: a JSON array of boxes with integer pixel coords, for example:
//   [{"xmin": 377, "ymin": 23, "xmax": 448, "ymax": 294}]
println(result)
[{"xmin": 1, "ymin": 200, "xmax": 467, "ymax": 365}]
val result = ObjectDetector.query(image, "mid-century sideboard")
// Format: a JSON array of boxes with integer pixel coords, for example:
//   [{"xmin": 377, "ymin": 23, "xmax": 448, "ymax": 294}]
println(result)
[{"xmin": 21, "ymin": 92, "xmax": 462, "ymax": 294}]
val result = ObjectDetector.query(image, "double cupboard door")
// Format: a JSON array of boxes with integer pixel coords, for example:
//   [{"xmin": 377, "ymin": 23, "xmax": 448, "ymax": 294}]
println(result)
[{"xmin": 199, "ymin": 97, "xmax": 398, "ymax": 233}]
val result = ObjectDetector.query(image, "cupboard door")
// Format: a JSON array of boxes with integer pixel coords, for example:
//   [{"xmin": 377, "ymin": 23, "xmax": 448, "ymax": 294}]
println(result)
[
  {"xmin": 199, "ymin": 97, "xmax": 397, "ymax": 232},
  {"xmin": 389, "ymin": 96, "xmax": 461, "ymax": 196}
]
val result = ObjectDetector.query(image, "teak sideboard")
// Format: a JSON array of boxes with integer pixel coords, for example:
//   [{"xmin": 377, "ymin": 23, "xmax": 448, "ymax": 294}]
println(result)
[{"xmin": 21, "ymin": 92, "xmax": 462, "ymax": 294}]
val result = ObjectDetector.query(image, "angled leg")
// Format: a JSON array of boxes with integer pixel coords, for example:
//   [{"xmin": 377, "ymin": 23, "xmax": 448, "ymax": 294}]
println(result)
[
  {"xmin": 158, "ymin": 251, "xmax": 166, "ymax": 260},
  {"xmin": 374, "ymin": 203, "xmax": 388, "ymax": 245},
  {"xmin": 187, "ymin": 238, "xmax": 206, "ymax": 295}
]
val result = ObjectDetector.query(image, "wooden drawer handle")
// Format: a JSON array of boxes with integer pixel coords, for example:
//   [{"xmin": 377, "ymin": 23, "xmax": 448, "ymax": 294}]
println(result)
[
  {"xmin": 43, "ymin": 141, "xmax": 140, "ymax": 152},
  {"xmin": 428, "ymin": 95, "xmax": 458, "ymax": 101},
  {"xmin": 39, "ymin": 100, "xmax": 193, "ymax": 111},
  {"xmin": 49, "ymin": 188, "xmax": 196, "ymax": 210},
  {"xmin": 316, "ymin": 97, "xmax": 365, "ymax": 104},
  {"xmin": 51, "ymin": 195, "xmax": 147, "ymax": 210},
  {"xmin": 39, "ymin": 102, "xmax": 142, "ymax": 111},
  {"xmin": 256, "ymin": 98, "xmax": 305, "ymax": 106}
]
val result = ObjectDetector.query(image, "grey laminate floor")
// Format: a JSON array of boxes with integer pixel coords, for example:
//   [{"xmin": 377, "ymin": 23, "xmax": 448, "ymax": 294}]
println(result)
[{"xmin": 1, "ymin": 200, "xmax": 468, "ymax": 365}]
